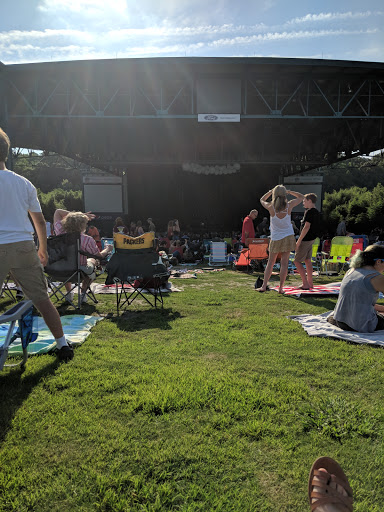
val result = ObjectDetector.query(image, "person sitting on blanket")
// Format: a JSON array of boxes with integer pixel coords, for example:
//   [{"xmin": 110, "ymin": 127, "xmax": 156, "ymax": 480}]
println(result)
[
  {"xmin": 53, "ymin": 209, "xmax": 112, "ymax": 304},
  {"xmin": 327, "ymin": 244, "xmax": 384, "ymax": 332},
  {"xmin": 169, "ymin": 239, "xmax": 185, "ymax": 263}
]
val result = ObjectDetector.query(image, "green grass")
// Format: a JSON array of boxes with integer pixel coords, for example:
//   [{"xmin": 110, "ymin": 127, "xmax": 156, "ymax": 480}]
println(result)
[{"xmin": 1, "ymin": 269, "xmax": 384, "ymax": 511}]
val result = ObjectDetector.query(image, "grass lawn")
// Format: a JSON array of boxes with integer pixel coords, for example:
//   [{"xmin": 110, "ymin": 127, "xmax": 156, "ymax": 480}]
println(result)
[{"xmin": 1, "ymin": 269, "xmax": 384, "ymax": 511}]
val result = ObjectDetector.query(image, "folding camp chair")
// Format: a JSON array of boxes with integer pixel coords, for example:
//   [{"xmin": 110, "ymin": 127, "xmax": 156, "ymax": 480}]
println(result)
[
  {"xmin": 0, "ymin": 274, "xmax": 17, "ymax": 302},
  {"xmin": 0, "ymin": 300, "xmax": 36, "ymax": 371},
  {"xmin": 321, "ymin": 236, "xmax": 354, "ymax": 277},
  {"xmin": 350, "ymin": 235, "xmax": 369, "ymax": 258},
  {"xmin": 105, "ymin": 232, "xmax": 169, "ymax": 315},
  {"xmin": 246, "ymin": 239, "xmax": 270, "ymax": 271},
  {"xmin": 44, "ymin": 232, "xmax": 98, "ymax": 309},
  {"xmin": 209, "ymin": 242, "xmax": 229, "ymax": 266},
  {"xmin": 223, "ymin": 237, "xmax": 232, "ymax": 250},
  {"xmin": 202, "ymin": 239, "xmax": 211, "ymax": 260},
  {"xmin": 310, "ymin": 237, "xmax": 321, "ymax": 273}
]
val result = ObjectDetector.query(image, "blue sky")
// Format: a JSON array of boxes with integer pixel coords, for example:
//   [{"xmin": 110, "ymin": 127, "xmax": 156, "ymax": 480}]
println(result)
[{"xmin": 1, "ymin": 0, "xmax": 383, "ymax": 64}]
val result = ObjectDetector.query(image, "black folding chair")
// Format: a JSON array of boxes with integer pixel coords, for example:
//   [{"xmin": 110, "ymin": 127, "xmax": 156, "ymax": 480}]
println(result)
[
  {"xmin": 44, "ymin": 233, "xmax": 98, "ymax": 309},
  {"xmin": 0, "ymin": 274, "xmax": 17, "ymax": 302},
  {"xmin": 105, "ymin": 233, "xmax": 169, "ymax": 315}
]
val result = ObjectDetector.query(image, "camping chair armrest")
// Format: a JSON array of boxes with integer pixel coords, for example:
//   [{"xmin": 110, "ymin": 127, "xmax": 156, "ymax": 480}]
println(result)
[{"xmin": 79, "ymin": 250, "xmax": 104, "ymax": 260}]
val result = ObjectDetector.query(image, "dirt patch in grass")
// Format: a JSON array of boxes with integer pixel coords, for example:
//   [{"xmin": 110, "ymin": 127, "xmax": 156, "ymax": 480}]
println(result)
[
  {"xmin": 188, "ymin": 283, "xmax": 215, "ymax": 289},
  {"xmin": 225, "ymin": 310, "xmax": 245, "ymax": 319},
  {"xmin": 203, "ymin": 352, "xmax": 228, "ymax": 360}
]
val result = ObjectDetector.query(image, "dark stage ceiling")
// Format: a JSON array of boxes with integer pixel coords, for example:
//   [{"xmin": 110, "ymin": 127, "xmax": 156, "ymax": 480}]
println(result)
[
  {"xmin": 1, "ymin": 56, "xmax": 383, "ymax": 177},
  {"xmin": 1, "ymin": 57, "xmax": 384, "ymax": 229}
]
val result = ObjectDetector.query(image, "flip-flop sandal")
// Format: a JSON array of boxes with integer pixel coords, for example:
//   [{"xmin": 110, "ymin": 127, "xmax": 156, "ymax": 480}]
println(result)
[
  {"xmin": 308, "ymin": 457, "xmax": 353, "ymax": 512},
  {"xmin": 256, "ymin": 286, "xmax": 269, "ymax": 292}
]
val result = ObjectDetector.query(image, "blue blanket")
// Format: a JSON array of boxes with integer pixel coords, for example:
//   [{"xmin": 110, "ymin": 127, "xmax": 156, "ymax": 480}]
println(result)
[{"xmin": 0, "ymin": 315, "xmax": 103, "ymax": 355}]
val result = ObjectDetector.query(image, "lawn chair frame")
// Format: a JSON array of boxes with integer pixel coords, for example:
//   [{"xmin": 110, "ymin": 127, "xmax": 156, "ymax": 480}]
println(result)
[
  {"xmin": 44, "ymin": 233, "xmax": 98, "ymax": 309},
  {"xmin": 0, "ymin": 300, "xmax": 34, "ymax": 371},
  {"xmin": 106, "ymin": 233, "xmax": 169, "ymax": 315},
  {"xmin": 321, "ymin": 236, "xmax": 354, "ymax": 277},
  {"xmin": 208, "ymin": 241, "xmax": 229, "ymax": 266}
]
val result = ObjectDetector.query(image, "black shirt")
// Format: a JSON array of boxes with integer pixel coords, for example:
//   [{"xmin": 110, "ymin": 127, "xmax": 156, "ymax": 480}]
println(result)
[{"xmin": 300, "ymin": 208, "xmax": 320, "ymax": 241}]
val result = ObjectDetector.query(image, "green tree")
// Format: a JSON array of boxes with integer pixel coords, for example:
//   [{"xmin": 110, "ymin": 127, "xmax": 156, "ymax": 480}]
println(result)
[
  {"xmin": 323, "ymin": 184, "xmax": 384, "ymax": 235},
  {"xmin": 321, "ymin": 155, "xmax": 384, "ymax": 193},
  {"xmin": 38, "ymin": 188, "xmax": 83, "ymax": 221}
]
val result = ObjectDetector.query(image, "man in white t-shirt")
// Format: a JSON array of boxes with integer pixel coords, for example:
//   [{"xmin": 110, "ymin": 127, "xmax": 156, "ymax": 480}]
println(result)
[{"xmin": 0, "ymin": 128, "xmax": 73, "ymax": 361}]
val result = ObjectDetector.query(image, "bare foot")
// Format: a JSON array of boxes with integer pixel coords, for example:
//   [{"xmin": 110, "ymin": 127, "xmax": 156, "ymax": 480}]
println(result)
[{"xmin": 256, "ymin": 287, "xmax": 268, "ymax": 293}]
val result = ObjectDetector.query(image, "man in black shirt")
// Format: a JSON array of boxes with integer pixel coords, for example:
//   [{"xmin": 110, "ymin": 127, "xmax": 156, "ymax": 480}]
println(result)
[{"xmin": 294, "ymin": 193, "xmax": 321, "ymax": 289}]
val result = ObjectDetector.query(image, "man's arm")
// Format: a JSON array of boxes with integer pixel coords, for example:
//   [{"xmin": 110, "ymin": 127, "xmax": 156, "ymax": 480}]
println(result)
[{"xmin": 29, "ymin": 211, "xmax": 49, "ymax": 266}]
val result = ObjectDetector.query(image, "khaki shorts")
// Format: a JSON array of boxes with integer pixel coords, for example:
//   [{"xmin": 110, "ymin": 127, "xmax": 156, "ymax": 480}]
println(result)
[
  {"xmin": 0, "ymin": 240, "xmax": 49, "ymax": 303},
  {"xmin": 294, "ymin": 239, "xmax": 315, "ymax": 263},
  {"xmin": 269, "ymin": 235, "xmax": 296, "ymax": 254}
]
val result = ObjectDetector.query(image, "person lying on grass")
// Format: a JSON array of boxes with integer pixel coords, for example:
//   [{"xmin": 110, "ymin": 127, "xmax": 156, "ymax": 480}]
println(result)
[{"xmin": 327, "ymin": 244, "xmax": 384, "ymax": 332}]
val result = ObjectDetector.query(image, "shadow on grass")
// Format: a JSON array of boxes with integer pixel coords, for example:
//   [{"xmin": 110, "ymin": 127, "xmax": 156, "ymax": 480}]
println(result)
[
  {"xmin": 0, "ymin": 296, "xmax": 18, "ymax": 312},
  {"xmin": 295, "ymin": 297, "xmax": 337, "ymax": 310},
  {"xmin": 107, "ymin": 307, "xmax": 183, "ymax": 332},
  {"xmin": 0, "ymin": 356, "xmax": 62, "ymax": 444}
]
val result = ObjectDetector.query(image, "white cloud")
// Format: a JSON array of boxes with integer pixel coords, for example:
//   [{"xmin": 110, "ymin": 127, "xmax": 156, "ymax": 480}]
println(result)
[
  {"xmin": 38, "ymin": 0, "xmax": 127, "ymax": 14},
  {"xmin": 357, "ymin": 46, "xmax": 384, "ymax": 61},
  {"xmin": 2, "ymin": 3, "xmax": 383, "ymax": 64},
  {"xmin": 286, "ymin": 10, "xmax": 383, "ymax": 25},
  {"xmin": 208, "ymin": 28, "xmax": 378, "ymax": 47},
  {"xmin": 0, "ymin": 29, "xmax": 89, "ymax": 44}
]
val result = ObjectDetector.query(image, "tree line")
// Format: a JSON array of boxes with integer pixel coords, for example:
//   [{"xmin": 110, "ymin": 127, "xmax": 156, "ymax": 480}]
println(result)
[{"xmin": 11, "ymin": 151, "xmax": 384, "ymax": 233}]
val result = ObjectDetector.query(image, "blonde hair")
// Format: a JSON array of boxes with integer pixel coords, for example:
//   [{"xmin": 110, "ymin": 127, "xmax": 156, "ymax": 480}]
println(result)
[
  {"xmin": 350, "ymin": 244, "xmax": 384, "ymax": 269},
  {"xmin": 272, "ymin": 185, "xmax": 287, "ymax": 212},
  {"xmin": 62, "ymin": 212, "xmax": 89, "ymax": 233}
]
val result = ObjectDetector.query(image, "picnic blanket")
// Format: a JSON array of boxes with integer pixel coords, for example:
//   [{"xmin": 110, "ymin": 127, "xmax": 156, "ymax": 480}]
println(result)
[
  {"xmin": 0, "ymin": 315, "xmax": 103, "ymax": 355},
  {"xmin": 271, "ymin": 282, "xmax": 341, "ymax": 297},
  {"xmin": 89, "ymin": 282, "xmax": 181, "ymax": 294},
  {"xmin": 291, "ymin": 311, "xmax": 384, "ymax": 347},
  {"xmin": 170, "ymin": 270, "xmax": 197, "ymax": 279}
]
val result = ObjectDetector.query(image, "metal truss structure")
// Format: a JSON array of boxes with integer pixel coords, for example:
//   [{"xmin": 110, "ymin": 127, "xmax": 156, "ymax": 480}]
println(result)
[{"xmin": 1, "ymin": 57, "xmax": 384, "ymax": 177}]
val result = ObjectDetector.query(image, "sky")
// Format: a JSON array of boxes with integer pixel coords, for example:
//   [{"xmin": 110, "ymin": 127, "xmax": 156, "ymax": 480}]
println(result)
[{"xmin": 1, "ymin": 0, "xmax": 383, "ymax": 65}]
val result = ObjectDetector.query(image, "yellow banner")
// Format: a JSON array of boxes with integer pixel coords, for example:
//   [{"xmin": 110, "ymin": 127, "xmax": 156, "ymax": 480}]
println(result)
[{"xmin": 114, "ymin": 232, "xmax": 155, "ymax": 250}]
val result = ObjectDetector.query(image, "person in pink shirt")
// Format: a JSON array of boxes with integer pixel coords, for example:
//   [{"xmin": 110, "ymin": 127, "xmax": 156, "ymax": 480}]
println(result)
[
  {"xmin": 241, "ymin": 209, "xmax": 258, "ymax": 246},
  {"xmin": 53, "ymin": 209, "xmax": 112, "ymax": 304}
]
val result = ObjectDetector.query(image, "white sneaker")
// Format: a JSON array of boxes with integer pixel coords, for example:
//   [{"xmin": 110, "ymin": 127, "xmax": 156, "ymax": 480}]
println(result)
[
  {"xmin": 80, "ymin": 293, "xmax": 88, "ymax": 304},
  {"xmin": 65, "ymin": 292, "xmax": 74, "ymax": 303}
]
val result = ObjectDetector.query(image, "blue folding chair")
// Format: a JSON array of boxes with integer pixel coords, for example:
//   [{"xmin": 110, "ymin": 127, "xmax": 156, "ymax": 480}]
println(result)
[
  {"xmin": 209, "ymin": 242, "xmax": 229, "ymax": 266},
  {"xmin": 0, "ymin": 300, "xmax": 37, "ymax": 371}
]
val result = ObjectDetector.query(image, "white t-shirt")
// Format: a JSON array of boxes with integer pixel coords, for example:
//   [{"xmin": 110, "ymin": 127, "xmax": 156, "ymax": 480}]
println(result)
[{"xmin": 0, "ymin": 169, "xmax": 42, "ymax": 244}]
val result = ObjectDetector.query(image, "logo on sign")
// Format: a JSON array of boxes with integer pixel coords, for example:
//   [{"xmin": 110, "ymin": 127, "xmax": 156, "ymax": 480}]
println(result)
[
  {"xmin": 123, "ymin": 238, "xmax": 145, "ymax": 245},
  {"xmin": 204, "ymin": 115, "xmax": 218, "ymax": 121}
]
